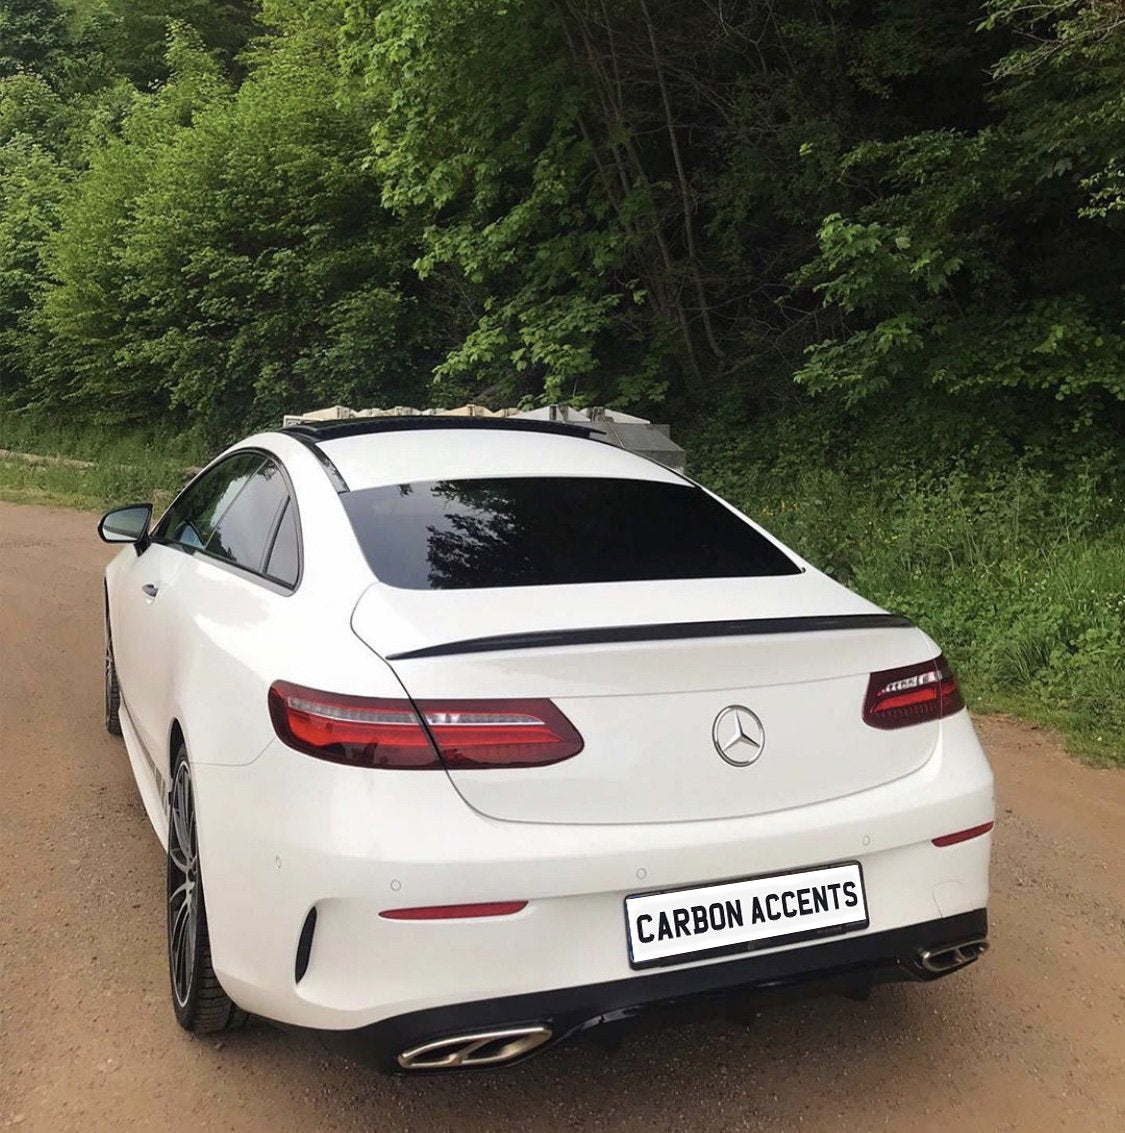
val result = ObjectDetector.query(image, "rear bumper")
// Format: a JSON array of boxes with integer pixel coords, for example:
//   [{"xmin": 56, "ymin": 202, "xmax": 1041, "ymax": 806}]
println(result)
[
  {"xmin": 190, "ymin": 712, "xmax": 993, "ymax": 1034},
  {"xmin": 306, "ymin": 909, "xmax": 989, "ymax": 1071}
]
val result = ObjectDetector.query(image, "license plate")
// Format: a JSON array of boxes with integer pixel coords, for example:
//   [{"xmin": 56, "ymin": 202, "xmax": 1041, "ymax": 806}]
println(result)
[{"xmin": 624, "ymin": 861, "xmax": 868, "ymax": 969}]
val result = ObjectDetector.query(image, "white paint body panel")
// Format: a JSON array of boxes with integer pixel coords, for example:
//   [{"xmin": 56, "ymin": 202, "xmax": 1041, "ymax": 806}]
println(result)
[{"xmin": 103, "ymin": 425, "xmax": 994, "ymax": 1037}]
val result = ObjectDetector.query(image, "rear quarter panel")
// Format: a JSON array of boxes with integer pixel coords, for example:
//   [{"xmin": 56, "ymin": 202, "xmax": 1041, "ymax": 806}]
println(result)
[{"xmin": 165, "ymin": 437, "xmax": 403, "ymax": 770}]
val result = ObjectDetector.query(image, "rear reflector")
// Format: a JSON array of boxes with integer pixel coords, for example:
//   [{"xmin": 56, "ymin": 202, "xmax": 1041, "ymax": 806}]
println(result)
[
  {"xmin": 932, "ymin": 821, "xmax": 994, "ymax": 847},
  {"xmin": 863, "ymin": 655, "xmax": 965, "ymax": 730},
  {"xmin": 268, "ymin": 681, "xmax": 582, "ymax": 769},
  {"xmin": 380, "ymin": 902, "xmax": 528, "ymax": 921}
]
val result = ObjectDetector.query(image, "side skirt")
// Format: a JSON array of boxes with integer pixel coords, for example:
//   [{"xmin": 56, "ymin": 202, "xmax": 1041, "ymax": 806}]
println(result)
[{"xmin": 119, "ymin": 698, "xmax": 170, "ymax": 850}]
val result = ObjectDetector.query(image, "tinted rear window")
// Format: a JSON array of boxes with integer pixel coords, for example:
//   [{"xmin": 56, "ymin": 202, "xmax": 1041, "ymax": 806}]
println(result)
[{"xmin": 342, "ymin": 477, "xmax": 799, "ymax": 590}]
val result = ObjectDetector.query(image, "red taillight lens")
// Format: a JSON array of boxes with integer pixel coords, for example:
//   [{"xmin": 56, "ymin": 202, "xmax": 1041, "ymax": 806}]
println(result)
[
  {"xmin": 268, "ymin": 681, "xmax": 440, "ymax": 767},
  {"xmin": 863, "ymin": 655, "xmax": 965, "ymax": 730},
  {"xmin": 268, "ymin": 682, "xmax": 583, "ymax": 769},
  {"xmin": 415, "ymin": 699, "xmax": 583, "ymax": 768}
]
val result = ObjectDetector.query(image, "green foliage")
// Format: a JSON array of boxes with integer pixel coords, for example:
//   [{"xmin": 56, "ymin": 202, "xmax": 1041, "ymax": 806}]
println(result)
[
  {"xmin": 796, "ymin": 0, "xmax": 1125, "ymax": 408},
  {"xmin": 13, "ymin": 5, "xmax": 428, "ymax": 433},
  {"xmin": 345, "ymin": 0, "xmax": 975, "ymax": 406},
  {"xmin": 0, "ymin": 71, "xmax": 71, "ymax": 399},
  {"xmin": 77, "ymin": 1, "xmax": 260, "ymax": 87},
  {"xmin": 0, "ymin": 0, "xmax": 69, "ymax": 78},
  {"xmin": 9, "ymin": 0, "xmax": 1125, "ymax": 421},
  {"xmin": 342, "ymin": 0, "xmax": 643, "ymax": 404}
]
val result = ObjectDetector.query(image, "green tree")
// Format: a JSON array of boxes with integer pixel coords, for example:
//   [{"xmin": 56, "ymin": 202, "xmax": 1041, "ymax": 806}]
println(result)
[
  {"xmin": 0, "ymin": 0, "xmax": 69, "ymax": 78},
  {"xmin": 343, "ymin": 0, "xmax": 634, "ymax": 406},
  {"xmin": 342, "ymin": 0, "xmax": 1001, "ymax": 410},
  {"xmin": 794, "ymin": 0, "xmax": 1125, "ymax": 408},
  {"xmin": 79, "ymin": 1, "xmax": 260, "ymax": 87},
  {"xmin": 0, "ymin": 128, "xmax": 66, "ymax": 397},
  {"xmin": 6, "ymin": 0, "xmax": 1125, "ymax": 438},
  {"xmin": 32, "ymin": 9, "xmax": 427, "ymax": 430}
]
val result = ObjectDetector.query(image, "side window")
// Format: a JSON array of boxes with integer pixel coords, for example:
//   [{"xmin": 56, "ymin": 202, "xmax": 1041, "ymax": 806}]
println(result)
[
  {"xmin": 206, "ymin": 460, "xmax": 289, "ymax": 573},
  {"xmin": 159, "ymin": 454, "xmax": 263, "ymax": 551},
  {"xmin": 264, "ymin": 499, "xmax": 299, "ymax": 587},
  {"xmin": 157, "ymin": 453, "xmax": 299, "ymax": 587}
]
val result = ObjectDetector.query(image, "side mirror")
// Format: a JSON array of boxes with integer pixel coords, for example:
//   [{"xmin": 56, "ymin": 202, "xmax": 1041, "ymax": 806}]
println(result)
[{"xmin": 98, "ymin": 504, "xmax": 153, "ymax": 547}]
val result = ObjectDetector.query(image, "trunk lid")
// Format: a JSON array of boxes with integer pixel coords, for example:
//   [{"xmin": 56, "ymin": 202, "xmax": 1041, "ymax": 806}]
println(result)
[{"xmin": 352, "ymin": 575, "xmax": 940, "ymax": 825}]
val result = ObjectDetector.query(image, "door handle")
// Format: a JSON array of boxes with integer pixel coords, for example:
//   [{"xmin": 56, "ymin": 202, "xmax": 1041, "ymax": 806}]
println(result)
[{"xmin": 141, "ymin": 583, "xmax": 160, "ymax": 598}]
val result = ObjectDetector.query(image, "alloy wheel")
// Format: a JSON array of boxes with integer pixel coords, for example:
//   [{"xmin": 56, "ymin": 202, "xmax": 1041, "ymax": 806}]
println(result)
[{"xmin": 167, "ymin": 760, "xmax": 199, "ymax": 1008}]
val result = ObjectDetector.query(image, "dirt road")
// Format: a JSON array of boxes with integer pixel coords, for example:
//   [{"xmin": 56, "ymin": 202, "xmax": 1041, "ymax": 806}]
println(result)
[{"xmin": 1, "ymin": 500, "xmax": 1122, "ymax": 1132}]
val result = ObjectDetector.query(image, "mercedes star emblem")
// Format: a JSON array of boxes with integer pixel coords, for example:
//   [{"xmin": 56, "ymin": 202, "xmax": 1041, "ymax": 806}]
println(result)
[{"xmin": 712, "ymin": 705, "xmax": 766, "ymax": 767}]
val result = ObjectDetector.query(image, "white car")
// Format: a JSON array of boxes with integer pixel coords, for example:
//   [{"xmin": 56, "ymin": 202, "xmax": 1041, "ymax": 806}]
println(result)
[{"xmin": 99, "ymin": 417, "xmax": 994, "ymax": 1070}]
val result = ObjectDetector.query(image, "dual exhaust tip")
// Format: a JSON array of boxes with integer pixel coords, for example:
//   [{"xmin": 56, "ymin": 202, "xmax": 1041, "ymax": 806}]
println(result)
[
  {"xmin": 917, "ymin": 936, "xmax": 989, "ymax": 975},
  {"xmin": 398, "ymin": 1025, "xmax": 552, "ymax": 1070}
]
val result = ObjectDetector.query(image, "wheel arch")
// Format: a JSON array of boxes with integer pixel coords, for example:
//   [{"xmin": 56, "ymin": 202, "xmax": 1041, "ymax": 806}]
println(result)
[
  {"xmin": 103, "ymin": 578, "xmax": 113, "ymax": 639},
  {"xmin": 169, "ymin": 719, "xmax": 186, "ymax": 771},
  {"xmin": 165, "ymin": 720, "xmax": 187, "ymax": 840}
]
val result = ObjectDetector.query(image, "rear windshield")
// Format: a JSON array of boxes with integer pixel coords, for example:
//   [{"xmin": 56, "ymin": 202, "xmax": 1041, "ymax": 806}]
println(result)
[{"xmin": 342, "ymin": 476, "xmax": 799, "ymax": 590}]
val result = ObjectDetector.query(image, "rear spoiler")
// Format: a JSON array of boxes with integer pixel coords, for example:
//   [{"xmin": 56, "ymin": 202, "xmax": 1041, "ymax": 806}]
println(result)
[{"xmin": 385, "ymin": 614, "xmax": 914, "ymax": 661}]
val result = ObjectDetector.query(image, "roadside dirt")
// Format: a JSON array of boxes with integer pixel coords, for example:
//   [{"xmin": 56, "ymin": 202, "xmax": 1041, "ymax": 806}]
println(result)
[{"xmin": 1, "ymin": 501, "xmax": 1122, "ymax": 1132}]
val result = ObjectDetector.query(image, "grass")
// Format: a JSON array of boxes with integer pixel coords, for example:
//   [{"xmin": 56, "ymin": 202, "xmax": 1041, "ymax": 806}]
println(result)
[{"xmin": 0, "ymin": 411, "xmax": 209, "ymax": 512}]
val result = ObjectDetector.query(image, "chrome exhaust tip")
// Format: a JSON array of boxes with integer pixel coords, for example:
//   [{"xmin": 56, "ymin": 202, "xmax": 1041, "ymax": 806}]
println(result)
[
  {"xmin": 397, "ymin": 1025, "xmax": 552, "ymax": 1070},
  {"xmin": 918, "ymin": 936, "xmax": 989, "ymax": 975}
]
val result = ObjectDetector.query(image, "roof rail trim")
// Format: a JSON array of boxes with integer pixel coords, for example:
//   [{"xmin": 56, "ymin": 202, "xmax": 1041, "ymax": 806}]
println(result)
[
  {"xmin": 385, "ymin": 614, "xmax": 916, "ymax": 661},
  {"xmin": 280, "ymin": 417, "xmax": 602, "ymax": 442},
  {"xmin": 279, "ymin": 429, "xmax": 350, "ymax": 493}
]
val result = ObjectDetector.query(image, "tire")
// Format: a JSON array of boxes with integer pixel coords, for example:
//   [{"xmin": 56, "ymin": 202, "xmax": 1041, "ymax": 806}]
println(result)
[
  {"xmin": 104, "ymin": 604, "xmax": 122, "ymax": 736},
  {"xmin": 167, "ymin": 742, "xmax": 248, "ymax": 1034}
]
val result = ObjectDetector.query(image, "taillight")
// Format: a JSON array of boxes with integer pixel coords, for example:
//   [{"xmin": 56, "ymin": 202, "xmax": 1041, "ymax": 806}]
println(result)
[
  {"xmin": 268, "ymin": 682, "xmax": 439, "ymax": 767},
  {"xmin": 268, "ymin": 681, "xmax": 583, "ymax": 769},
  {"xmin": 863, "ymin": 655, "xmax": 964, "ymax": 730}
]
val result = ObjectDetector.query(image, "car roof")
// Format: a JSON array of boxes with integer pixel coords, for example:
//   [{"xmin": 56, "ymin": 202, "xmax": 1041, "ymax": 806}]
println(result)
[{"xmin": 279, "ymin": 420, "xmax": 685, "ymax": 492}]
